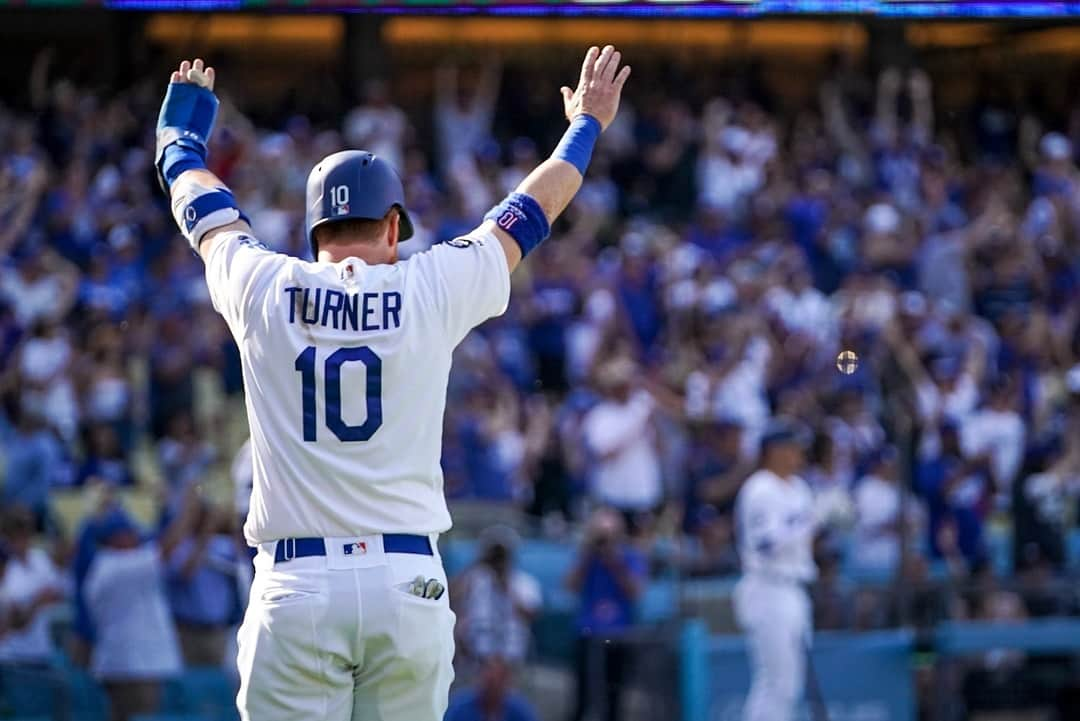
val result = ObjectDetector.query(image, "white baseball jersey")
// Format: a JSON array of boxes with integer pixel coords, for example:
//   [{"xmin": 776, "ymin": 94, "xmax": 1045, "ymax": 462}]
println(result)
[
  {"xmin": 735, "ymin": 469, "xmax": 817, "ymax": 583},
  {"xmin": 204, "ymin": 227, "xmax": 510, "ymax": 545}
]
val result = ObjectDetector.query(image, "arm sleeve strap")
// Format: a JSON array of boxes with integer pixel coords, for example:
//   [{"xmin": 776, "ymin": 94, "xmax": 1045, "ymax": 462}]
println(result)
[{"xmin": 170, "ymin": 181, "xmax": 251, "ymax": 251}]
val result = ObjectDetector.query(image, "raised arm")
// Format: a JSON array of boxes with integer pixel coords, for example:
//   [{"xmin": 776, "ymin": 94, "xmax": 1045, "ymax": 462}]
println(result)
[
  {"xmin": 908, "ymin": 69, "xmax": 934, "ymax": 144},
  {"xmin": 484, "ymin": 45, "xmax": 630, "ymax": 273},
  {"xmin": 874, "ymin": 67, "xmax": 902, "ymax": 148},
  {"xmin": 155, "ymin": 58, "xmax": 251, "ymax": 263}
]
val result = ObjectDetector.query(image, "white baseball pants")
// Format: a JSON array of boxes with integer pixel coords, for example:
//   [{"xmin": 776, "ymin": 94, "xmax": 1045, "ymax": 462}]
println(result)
[
  {"xmin": 236, "ymin": 535, "xmax": 455, "ymax": 721},
  {"xmin": 733, "ymin": 574, "xmax": 812, "ymax": 721}
]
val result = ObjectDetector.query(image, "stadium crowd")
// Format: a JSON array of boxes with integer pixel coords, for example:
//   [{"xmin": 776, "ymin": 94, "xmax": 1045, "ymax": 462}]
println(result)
[{"xmin": 0, "ymin": 46, "xmax": 1080, "ymax": 720}]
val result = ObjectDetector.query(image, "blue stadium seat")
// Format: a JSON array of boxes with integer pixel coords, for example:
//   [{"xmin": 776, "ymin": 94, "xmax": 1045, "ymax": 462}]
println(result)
[
  {"xmin": 0, "ymin": 665, "xmax": 73, "ymax": 720},
  {"xmin": 444, "ymin": 537, "xmax": 578, "ymax": 606},
  {"xmin": 440, "ymin": 538, "xmax": 479, "ymax": 576},
  {"xmin": 161, "ymin": 668, "xmax": 238, "ymax": 721},
  {"xmin": 936, "ymin": 618, "xmax": 1080, "ymax": 655},
  {"xmin": 1067, "ymin": 528, "xmax": 1080, "ymax": 570},
  {"xmin": 531, "ymin": 608, "xmax": 578, "ymax": 664},
  {"xmin": 927, "ymin": 559, "xmax": 952, "ymax": 580},
  {"xmin": 516, "ymin": 540, "xmax": 576, "ymax": 603},
  {"xmin": 46, "ymin": 651, "xmax": 111, "ymax": 721},
  {"xmin": 986, "ymin": 522, "xmax": 1014, "ymax": 576},
  {"xmin": 637, "ymin": 579, "xmax": 677, "ymax": 624}
]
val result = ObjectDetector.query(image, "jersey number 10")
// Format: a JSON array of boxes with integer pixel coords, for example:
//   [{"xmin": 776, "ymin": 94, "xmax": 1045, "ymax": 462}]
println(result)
[{"xmin": 294, "ymin": 346, "xmax": 383, "ymax": 442}]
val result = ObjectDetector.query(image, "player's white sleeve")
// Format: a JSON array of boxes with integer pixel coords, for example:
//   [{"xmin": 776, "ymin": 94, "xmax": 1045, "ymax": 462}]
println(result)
[
  {"xmin": 203, "ymin": 230, "xmax": 290, "ymax": 339},
  {"xmin": 407, "ymin": 227, "xmax": 511, "ymax": 346}
]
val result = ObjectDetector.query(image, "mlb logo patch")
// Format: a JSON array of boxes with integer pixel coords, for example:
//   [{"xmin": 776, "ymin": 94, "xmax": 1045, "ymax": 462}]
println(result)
[
  {"xmin": 333, "ymin": 203, "xmax": 350, "ymax": 216},
  {"xmin": 343, "ymin": 540, "xmax": 368, "ymax": 556}
]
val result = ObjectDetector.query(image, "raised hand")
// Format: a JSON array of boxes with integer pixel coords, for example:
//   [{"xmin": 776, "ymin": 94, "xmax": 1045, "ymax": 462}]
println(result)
[
  {"xmin": 170, "ymin": 57, "xmax": 216, "ymax": 91},
  {"xmin": 560, "ymin": 45, "xmax": 631, "ymax": 131}
]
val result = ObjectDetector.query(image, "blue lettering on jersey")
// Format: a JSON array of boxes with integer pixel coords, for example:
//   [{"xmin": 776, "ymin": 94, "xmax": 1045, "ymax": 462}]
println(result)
[
  {"xmin": 322, "ymin": 290, "xmax": 345, "ymax": 329},
  {"xmin": 362, "ymin": 292, "xmax": 379, "ymax": 331},
  {"xmin": 301, "ymin": 288, "xmax": 322, "ymax": 324},
  {"xmin": 342, "ymin": 292, "xmax": 359, "ymax": 330},
  {"xmin": 285, "ymin": 287, "xmax": 402, "ymax": 333}
]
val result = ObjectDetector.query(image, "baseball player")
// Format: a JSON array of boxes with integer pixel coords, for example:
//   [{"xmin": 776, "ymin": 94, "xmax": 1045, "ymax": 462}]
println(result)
[
  {"xmin": 733, "ymin": 419, "xmax": 818, "ymax": 721},
  {"xmin": 154, "ymin": 49, "xmax": 630, "ymax": 721}
]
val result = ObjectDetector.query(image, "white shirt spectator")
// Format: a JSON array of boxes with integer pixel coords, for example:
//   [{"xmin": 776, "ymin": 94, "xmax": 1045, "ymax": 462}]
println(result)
[
  {"xmin": 343, "ymin": 103, "xmax": 407, "ymax": 172},
  {"xmin": 744, "ymin": 126, "xmax": 778, "ymax": 168},
  {"xmin": 434, "ymin": 66, "xmax": 500, "ymax": 170},
  {"xmin": 834, "ymin": 284, "xmax": 898, "ymax": 332},
  {"xmin": 1024, "ymin": 469, "xmax": 1080, "ymax": 529},
  {"xmin": 0, "ymin": 547, "xmax": 63, "ymax": 663},
  {"xmin": 0, "ymin": 268, "xmax": 66, "ymax": 327},
  {"xmin": 962, "ymin": 406, "xmax": 1025, "ymax": 494},
  {"xmin": 697, "ymin": 152, "xmax": 762, "ymax": 214},
  {"xmin": 458, "ymin": 565, "xmax": 541, "ymax": 663},
  {"xmin": 826, "ymin": 414, "xmax": 885, "ymax": 485},
  {"xmin": 850, "ymin": 475, "xmax": 904, "ymax": 574},
  {"xmin": 84, "ymin": 545, "xmax": 182, "ymax": 681},
  {"xmin": 19, "ymin": 333, "xmax": 79, "ymax": 442},
  {"xmin": 85, "ymin": 375, "xmax": 130, "ymax": 424},
  {"xmin": 765, "ymin": 285, "xmax": 835, "ymax": 343},
  {"xmin": 915, "ymin": 372, "xmax": 979, "ymax": 426},
  {"xmin": 565, "ymin": 289, "xmax": 617, "ymax": 383},
  {"xmin": 685, "ymin": 336, "xmax": 772, "ymax": 457},
  {"xmin": 583, "ymin": 390, "xmax": 663, "ymax": 511}
]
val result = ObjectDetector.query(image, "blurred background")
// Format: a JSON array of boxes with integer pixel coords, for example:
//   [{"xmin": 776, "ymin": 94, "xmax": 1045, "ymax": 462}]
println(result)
[{"xmin": 2, "ymin": 2, "xmax": 1080, "ymax": 721}]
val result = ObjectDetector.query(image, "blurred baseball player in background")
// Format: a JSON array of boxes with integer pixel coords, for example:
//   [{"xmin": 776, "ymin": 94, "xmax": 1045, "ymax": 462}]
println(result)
[
  {"xmin": 153, "ymin": 47, "xmax": 629, "ymax": 721},
  {"xmin": 734, "ymin": 419, "xmax": 819, "ymax": 721}
]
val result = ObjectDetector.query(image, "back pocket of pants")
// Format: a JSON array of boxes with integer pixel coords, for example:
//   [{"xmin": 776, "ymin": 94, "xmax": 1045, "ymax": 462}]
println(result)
[{"xmin": 392, "ymin": 589, "xmax": 454, "ymax": 681}]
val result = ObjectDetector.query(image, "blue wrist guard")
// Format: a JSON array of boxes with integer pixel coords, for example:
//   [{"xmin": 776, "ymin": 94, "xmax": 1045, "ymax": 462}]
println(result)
[
  {"xmin": 155, "ymin": 82, "xmax": 219, "ymax": 191},
  {"xmin": 484, "ymin": 192, "xmax": 551, "ymax": 258},
  {"xmin": 553, "ymin": 114, "xmax": 601, "ymax": 176}
]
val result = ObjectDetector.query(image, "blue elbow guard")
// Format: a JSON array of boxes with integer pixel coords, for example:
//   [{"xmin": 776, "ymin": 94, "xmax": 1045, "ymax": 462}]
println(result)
[
  {"xmin": 484, "ymin": 192, "xmax": 551, "ymax": 257},
  {"xmin": 553, "ymin": 114, "xmax": 601, "ymax": 176},
  {"xmin": 155, "ymin": 82, "xmax": 219, "ymax": 191},
  {"xmin": 171, "ymin": 182, "xmax": 250, "ymax": 251}
]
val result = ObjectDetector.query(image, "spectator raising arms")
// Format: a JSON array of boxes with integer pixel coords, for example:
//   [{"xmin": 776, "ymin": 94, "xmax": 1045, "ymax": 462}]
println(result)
[
  {"xmin": 454, "ymin": 525, "xmax": 542, "ymax": 669},
  {"xmin": 84, "ymin": 507, "xmax": 187, "ymax": 721},
  {"xmin": 583, "ymin": 358, "xmax": 663, "ymax": 530},
  {"xmin": 0, "ymin": 506, "xmax": 65, "ymax": 666}
]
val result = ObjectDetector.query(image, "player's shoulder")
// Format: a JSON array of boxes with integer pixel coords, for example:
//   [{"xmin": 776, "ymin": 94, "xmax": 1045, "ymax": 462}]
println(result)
[
  {"xmin": 403, "ymin": 226, "xmax": 501, "ymax": 266},
  {"xmin": 791, "ymin": 474, "xmax": 815, "ymax": 497},
  {"xmin": 742, "ymin": 469, "xmax": 780, "ymax": 490},
  {"xmin": 208, "ymin": 228, "xmax": 274, "ymax": 256},
  {"xmin": 739, "ymin": 469, "xmax": 783, "ymax": 501},
  {"xmin": 205, "ymin": 228, "xmax": 297, "ymax": 278}
]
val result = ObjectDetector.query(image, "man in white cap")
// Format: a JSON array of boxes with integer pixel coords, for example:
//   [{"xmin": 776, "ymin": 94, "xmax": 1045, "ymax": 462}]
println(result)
[{"xmin": 582, "ymin": 357, "xmax": 663, "ymax": 530}]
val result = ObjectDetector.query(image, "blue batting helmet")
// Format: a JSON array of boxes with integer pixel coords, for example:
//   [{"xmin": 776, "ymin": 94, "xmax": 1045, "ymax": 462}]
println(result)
[{"xmin": 305, "ymin": 150, "xmax": 414, "ymax": 255}]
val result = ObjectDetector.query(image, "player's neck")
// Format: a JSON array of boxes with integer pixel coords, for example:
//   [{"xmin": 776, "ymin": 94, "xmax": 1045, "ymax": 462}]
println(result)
[
  {"xmin": 764, "ymin": 464, "xmax": 797, "ymax": 482},
  {"xmin": 319, "ymin": 244, "xmax": 398, "ymax": 265}
]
